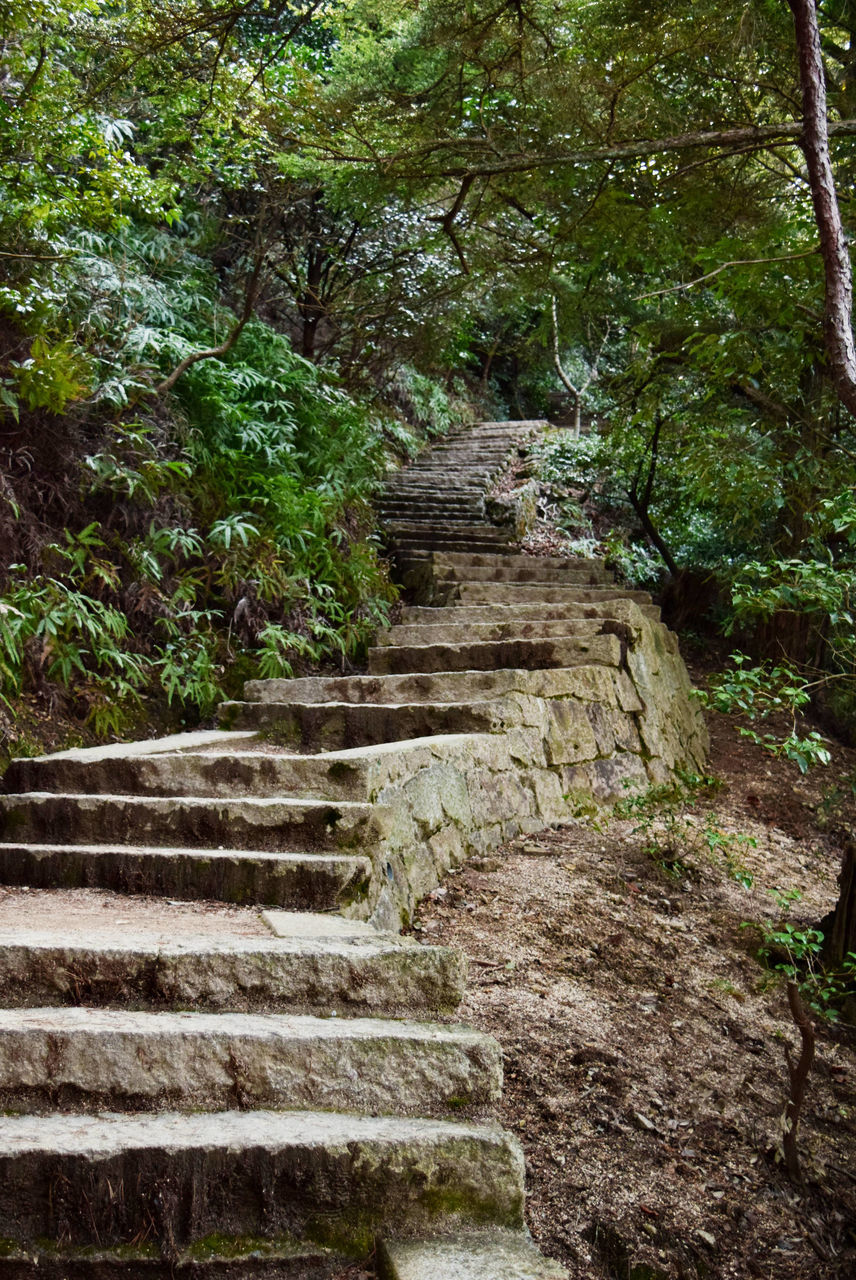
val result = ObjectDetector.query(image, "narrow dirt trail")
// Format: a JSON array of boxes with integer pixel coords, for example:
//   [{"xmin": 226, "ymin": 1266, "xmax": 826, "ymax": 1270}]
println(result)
[{"xmin": 416, "ymin": 698, "xmax": 856, "ymax": 1279}]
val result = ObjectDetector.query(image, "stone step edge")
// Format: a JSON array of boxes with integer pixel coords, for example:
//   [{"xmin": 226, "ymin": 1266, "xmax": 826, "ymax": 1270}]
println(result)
[
  {"xmin": 0, "ymin": 1007, "xmax": 502, "ymax": 1115},
  {"xmin": 0, "ymin": 1110, "xmax": 525, "ymax": 1252},
  {"xmin": 378, "ymin": 1229, "xmax": 567, "ymax": 1279},
  {"xmin": 0, "ymin": 928, "xmax": 468, "ymax": 1014},
  {"xmin": 0, "ymin": 843, "xmax": 373, "ymax": 909}
]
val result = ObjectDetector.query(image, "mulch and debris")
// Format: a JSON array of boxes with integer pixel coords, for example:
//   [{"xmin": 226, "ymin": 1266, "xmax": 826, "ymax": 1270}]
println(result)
[{"xmin": 411, "ymin": 698, "xmax": 856, "ymax": 1279}]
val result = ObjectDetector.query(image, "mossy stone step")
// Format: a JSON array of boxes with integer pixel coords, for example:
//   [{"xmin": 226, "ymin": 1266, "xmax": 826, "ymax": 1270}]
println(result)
[
  {"xmin": 385, "ymin": 522, "xmax": 511, "ymax": 536},
  {"xmin": 241, "ymin": 664, "xmax": 626, "ymax": 707},
  {"xmin": 399, "ymin": 601, "xmax": 638, "ymax": 623},
  {"xmin": 453, "ymin": 582, "xmax": 653, "ymax": 606},
  {"xmin": 0, "ymin": 1110, "xmax": 524, "ymax": 1257},
  {"xmin": 431, "ymin": 564, "xmax": 611, "ymax": 585},
  {"xmin": 0, "ymin": 927, "xmax": 466, "ymax": 1014},
  {"xmin": 379, "ymin": 1230, "xmax": 567, "ymax": 1279},
  {"xmin": 430, "ymin": 551, "xmax": 604, "ymax": 571},
  {"xmin": 392, "ymin": 539, "xmax": 518, "ymax": 555},
  {"xmin": 0, "ymin": 793, "xmax": 392, "ymax": 853},
  {"xmin": 0, "ymin": 843, "xmax": 371, "ymax": 909},
  {"xmin": 219, "ymin": 699, "xmax": 501, "ymax": 749},
  {"xmin": 367, "ymin": 633, "xmax": 621, "ymax": 676},
  {"xmin": 376, "ymin": 620, "xmax": 606, "ymax": 648},
  {"xmin": 0, "ymin": 1007, "xmax": 501, "ymax": 1115}
]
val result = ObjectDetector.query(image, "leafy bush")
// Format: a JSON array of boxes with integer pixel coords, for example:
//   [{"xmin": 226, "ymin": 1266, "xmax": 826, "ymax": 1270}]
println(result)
[{"xmin": 0, "ymin": 228, "xmax": 398, "ymax": 733}]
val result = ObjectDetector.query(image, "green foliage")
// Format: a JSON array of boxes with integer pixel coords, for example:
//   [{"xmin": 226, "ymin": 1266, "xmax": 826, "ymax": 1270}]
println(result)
[
  {"xmin": 751, "ymin": 889, "xmax": 856, "ymax": 1023},
  {"xmin": 386, "ymin": 365, "xmax": 461, "ymax": 437},
  {"xmin": 0, "ymin": 228, "xmax": 398, "ymax": 727},
  {"xmin": 0, "ymin": 572, "xmax": 148, "ymax": 733},
  {"xmin": 702, "ymin": 654, "xmax": 832, "ymax": 773},
  {"xmin": 614, "ymin": 770, "xmax": 756, "ymax": 887}
]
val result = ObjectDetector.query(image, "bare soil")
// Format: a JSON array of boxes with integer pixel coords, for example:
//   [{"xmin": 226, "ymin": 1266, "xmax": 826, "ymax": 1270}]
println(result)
[{"xmin": 409, "ymin": 694, "xmax": 856, "ymax": 1280}]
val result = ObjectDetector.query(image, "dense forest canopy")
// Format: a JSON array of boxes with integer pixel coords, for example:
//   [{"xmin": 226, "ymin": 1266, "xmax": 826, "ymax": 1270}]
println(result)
[{"xmin": 1, "ymin": 0, "xmax": 856, "ymax": 755}]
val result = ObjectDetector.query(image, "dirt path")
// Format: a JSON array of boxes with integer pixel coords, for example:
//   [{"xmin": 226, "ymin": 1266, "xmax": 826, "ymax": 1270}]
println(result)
[{"xmin": 413, "ymin": 694, "xmax": 856, "ymax": 1280}]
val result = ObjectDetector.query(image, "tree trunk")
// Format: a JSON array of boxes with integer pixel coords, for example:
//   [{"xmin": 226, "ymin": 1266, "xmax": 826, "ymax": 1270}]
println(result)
[
  {"xmin": 788, "ymin": 0, "xmax": 856, "ymax": 417},
  {"xmin": 825, "ymin": 838, "xmax": 856, "ymax": 966}
]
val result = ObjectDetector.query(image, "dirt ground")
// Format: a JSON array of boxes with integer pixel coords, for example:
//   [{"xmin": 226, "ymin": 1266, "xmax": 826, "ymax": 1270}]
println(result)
[{"xmin": 401, "ymin": 687, "xmax": 856, "ymax": 1280}]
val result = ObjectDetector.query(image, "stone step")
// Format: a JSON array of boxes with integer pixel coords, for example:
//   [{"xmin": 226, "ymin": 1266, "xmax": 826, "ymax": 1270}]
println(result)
[
  {"xmin": 0, "ymin": 793, "xmax": 391, "ymax": 853},
  {"xmin": 379, "ymin": 500, "xmax": 485, "ymax": 513},
  {"xmin": 383, "ymin": 490, "xmax": 487, "ymax": 501},
  {"xmin": 393, "ymin": 539, "xmax": 517, "ymax": 555},
  {"xmin": 379, "ymin": 1231, "xmax": 567, "ymax": 1279},
  {"xmin": 219, "ymin": 700, "xmax": 502, "ymax": 749},
  {"xmin": 367, "ymin": 633, "xmax": 621, "ymax": 676},
  {"xmin": 0, "ymin": 1242, "xmax": 332, "ymax": 1277},
  {"xmin": 431, "ymin": 552, "xmax": 605, "ymax": 572},
  {"xmin": 5, "ymin": 749, "xmax": 374, "ymax": 801},
  {"xmin": 0, "ymin": 920, "xmax": 466, "ymax": 1014},
  {"xmin": 376, "ymin": 618, "xmax": 605, "ymax": 647},
  {"xmin": 11, "ymin": 736, "xmax": 494, "ymax": 804},
  {"xmin": 389, "ymin": 461, "xmax": 504, "ymax": 470},
  {"xmin": 401, "ymin": 604, "xmax": 612, "ymax": 623},
  {"xmin": 0, "ymin": 1007, "xmax": 501, "ymax": 1115},
  {"xmin": 0, "ymin": 843, "xmax": 371, "ymax": 909},
  {"xmin": 401, "ymin": 600, "xmax": 660, "ymax": 624},
  {"xmin": 388, "ymin": 469, "xmax": 502, "ymax": 481},
  {"xmin": 0, "ymin": 1110, "xmax": 524, "ymax": 1259},
  {"xmin": 242, "ymin": 665, "xmax": 619, "ymax": 706},
  {"xmin": 454, "ymin": 582, "xmax": 653, "ymax": 606},
  {"xmin": 431, "ymin": 564, "xmax": 611, "ymax": 585},
  {"xmin": 384, "ymin": 502, "xmax": 489, "ymax": 515},
  {"xmin": 384, "ymin": 481, "xmax": 486, "ymax": 492},
  {"xmin": 385, "ymin": 523, "xmax": 512, "ymax": 537}
]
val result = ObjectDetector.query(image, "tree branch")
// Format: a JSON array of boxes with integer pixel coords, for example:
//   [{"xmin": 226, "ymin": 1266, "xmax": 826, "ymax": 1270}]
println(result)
[
  {"xmin": 782, "ymin": 980, "xmax": 815, "ymax": 1184},
  {"xmin": 301, "ymin": 118, "xmax": 856, "ymax": 179},
  {"xmin": 636, "ymin": 247, "xmax": 820, "ymax": 300},
  {"xmin": 155, "ymin": 253, "xmax": 265, "ymax": 396}
]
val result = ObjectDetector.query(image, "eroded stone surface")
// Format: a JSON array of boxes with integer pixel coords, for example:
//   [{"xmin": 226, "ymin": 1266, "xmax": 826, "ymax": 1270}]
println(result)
[
  {"xmin": 0, "ymin": 929, "xmax": 467, "ymax": 1014},
  {"xmin": 0, "ymin": 1007, "xmax": 502, "ymax": 1114},
  {"xmin": 0, "ymin": 1110, "xmax": 526, "ymax": 1251},
  {"xmin": 378, "ymin": 1230, "xmax": 567, "ymax": 1279}
]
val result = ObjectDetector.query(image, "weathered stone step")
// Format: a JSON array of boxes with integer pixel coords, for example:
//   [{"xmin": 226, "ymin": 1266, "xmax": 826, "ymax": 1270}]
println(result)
[
  {"xmin": 401, "ymin": 599, "xmax": 661, "ymax": 624},
  {"xmin": 242, "ymin": 665, "xmax": 625, "ymax": 707},
  {"xmin": 379, "ymin": 1230, "xmax": 567, "ymax": 1279},
  {"xmin": 431, "ymin": 552, "xmax": 605, "ymax": 572},
  {"xmin": 0, "ymin": 922, "xmax": 466, "ymax": 1014},
  {"xmin": 385, "ymin": 522, "xmax": 512, "ymax": 537},
  {"xmin": 384, "ymin": 506, "xmax": 490, "ymax": 519},
  {"xmin": 383, "ymin": 481, "xmax": 482, "ymax": 489},
  {"xmin": 431, "ymin": 564, "xmax": 611, "ymax": 585},
  {"xmin": 380, "ymin": 492, "xmax": 492, "ymax": 504},
  {"xmin": 219, "ymin": 700, "xmax": 503, "ymax": 748},
  {"xmin": 11, "ymin": 736, "xmax": 498, "ymax": 805},
  {"xmin": 0, "ymin": 1110, "xmax": 524, "ymax": 1258},
  {"xmin": 454, "ymin": 582, "xmax": 653, "ymax": 606},
  {"xmin": 391, "ymin": 465, "xmax": 506, "ymax": 476},
  {"xmin": 367, "ymin": 633, "xmax": 621, "ymax": 676},
  {"xmin": 379, "ymin": 500, "xmax": 485, "ymax": 514},
  {"xmin": 0, "ymin": 843, "xmax": 371, "ymax": 909},
  {"xmin": 393, "ymin": 538, "xmax": 517, "ymax": 555},
  {"xmin": 0, "ymin": 793, "xmax": 391, "ymax": 852},
  {"xmin": 376, "ymin": 618, "xmax": 605, "ymax": 647},
  {"xmin": 0, "ymin": 1241, "xmax": 333, "ymax": 1277},
  {"xmin": 0, "ymin": 1007, "xmax": 501, "ymax": 1115},
  {"xmin": 399, "ymin": 601, "xmax": 636, "ymax": 624}
]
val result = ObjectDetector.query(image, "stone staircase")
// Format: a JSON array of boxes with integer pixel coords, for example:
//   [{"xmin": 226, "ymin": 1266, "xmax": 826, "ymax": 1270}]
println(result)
[{"xmin": 0, "ymin": 421, "xmax": 706, "ymax": 1277}]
